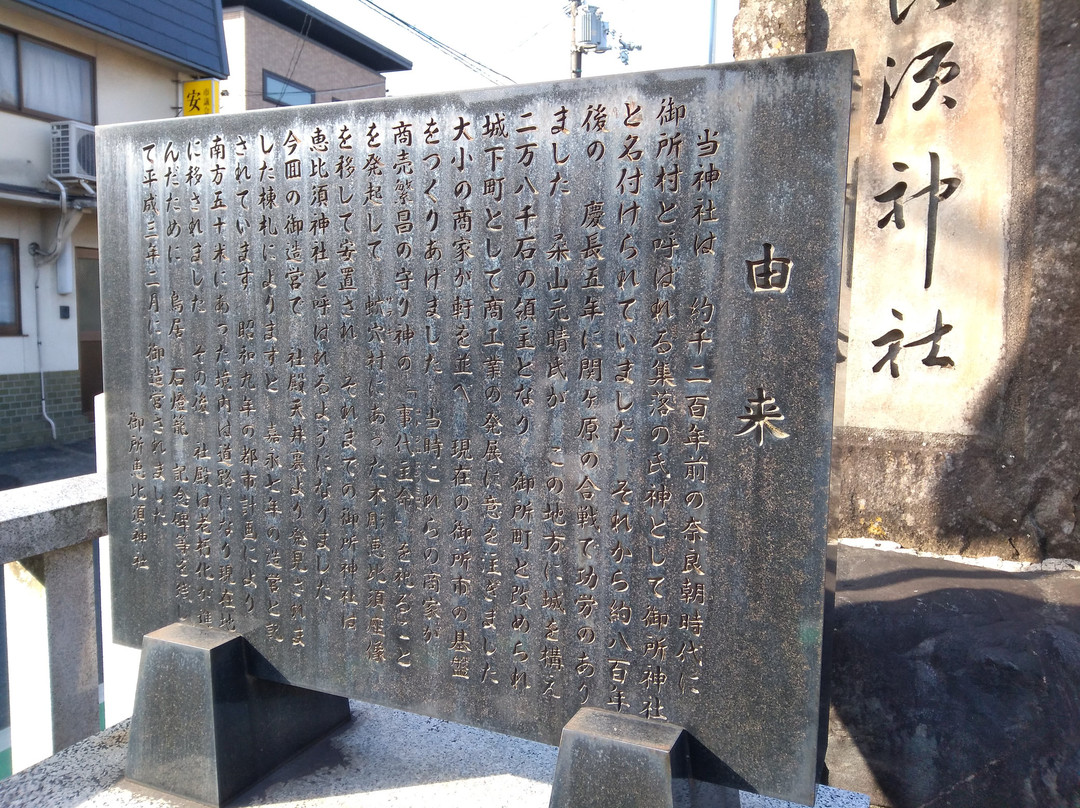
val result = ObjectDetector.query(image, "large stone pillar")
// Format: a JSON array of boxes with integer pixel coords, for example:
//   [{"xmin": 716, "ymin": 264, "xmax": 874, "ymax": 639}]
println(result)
[{"xmin": 735, "ymin": 0, "xmax": 1080, "ymax": 563}]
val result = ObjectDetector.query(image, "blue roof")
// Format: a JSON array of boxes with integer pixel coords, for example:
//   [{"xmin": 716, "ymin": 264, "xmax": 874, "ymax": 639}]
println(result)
[{"xmin": 15, "ymin": 0, "xmax": 229, "ymax": 78}]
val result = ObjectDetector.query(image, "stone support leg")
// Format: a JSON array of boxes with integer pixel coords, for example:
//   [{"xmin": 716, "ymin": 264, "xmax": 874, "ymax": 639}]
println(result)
[
  {"xmin": 549, "ymin": 707, "xmax": 693, "ymax": 808},
  {"xmin": 126, "ymin": 622, "xmax": 350, "ymax": 806}
]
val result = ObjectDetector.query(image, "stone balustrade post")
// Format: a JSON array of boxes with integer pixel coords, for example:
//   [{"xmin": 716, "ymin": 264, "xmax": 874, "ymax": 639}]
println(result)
[{"xmin": 0, "ymin": 473, "xmax": 107, "ymax": 771}]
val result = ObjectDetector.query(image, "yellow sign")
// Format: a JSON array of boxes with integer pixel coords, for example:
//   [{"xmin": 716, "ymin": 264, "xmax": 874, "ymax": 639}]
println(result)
[{"xmin": 182, "ymin": 79, "xmax": 219, "ymax": 116}]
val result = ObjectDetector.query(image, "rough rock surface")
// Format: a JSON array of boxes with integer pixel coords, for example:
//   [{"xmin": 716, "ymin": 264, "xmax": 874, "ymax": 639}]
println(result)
[
  {"xmin": 735, "ymin": 0, "xmax": 1080, "ymax": 563},
  {"xmin": 733, "ymin": 0, "xmax": 807, "ymax": 59}
]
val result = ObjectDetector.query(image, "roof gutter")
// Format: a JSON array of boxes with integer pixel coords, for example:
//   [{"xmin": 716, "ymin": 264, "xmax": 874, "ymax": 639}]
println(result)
[{"xmin": 0, "ymin": 184, "xmax": 97, "ymax": 210}]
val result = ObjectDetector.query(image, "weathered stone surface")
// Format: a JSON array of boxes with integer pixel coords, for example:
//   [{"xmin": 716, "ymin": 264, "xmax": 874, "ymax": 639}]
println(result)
[
  {"xmin": 0, "ymin": 473, "xmax": 106, "ymax": 564},
  {"xmin": 549, "ymin": 708, "xmax": 691, "ymax": 808},
  {"xmin": 44, "ymin": 540, "xmax": 101, "ymax": 753},
  {"xmin": 823, "ymin": 0, "xmax": 1023, "ymax": 437},
  {"xmin": 827, "ymin": 545, "xmax": 1080, "ymax": 807},
  {"xmin": 99, "ymin": 54, "xmax": 856, "ymax": 803},
  {"xmin": 126, "ymin": 622, "xmax": 349, "ymax": 805},
  {"xmin": 736, "ymin": 0, "xmax": 1080, "ymax": 562},
  {"xmin": 732, "ymin": 0, "xmax": 808, "ymax": 60},
  {"xmin": 1016, "ymin": 0, "xmax": 1080, "ymax": 562}
]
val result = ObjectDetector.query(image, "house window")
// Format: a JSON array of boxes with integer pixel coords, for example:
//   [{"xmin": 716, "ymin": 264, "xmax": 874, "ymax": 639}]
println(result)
[
  {"xmin": 0, "ymin": 31, "xmax": 16, "ymax": 108},
  {"xmin": 0, "ymin": 239, "xmax": 21, "ymax": 337},
  {"xmin": 0, "ymin": 28, "xmax": 95, "ymax": 124},
  {"xmin": 263, "ymin": 71, "xmax": 314, "ymax": 106}
]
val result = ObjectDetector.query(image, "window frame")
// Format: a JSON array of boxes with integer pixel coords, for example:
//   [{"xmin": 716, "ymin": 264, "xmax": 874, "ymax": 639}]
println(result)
[
  {"xmin": 0, "ymin": 25, "xmax": 96, "ymax": 124},
  {"xmin": 262, "ymin": 70, "xmax": 315, "ymax": 107},
  {"xmin": 0, "ymin": 238, "xmax": 22, "ymax": 338}
]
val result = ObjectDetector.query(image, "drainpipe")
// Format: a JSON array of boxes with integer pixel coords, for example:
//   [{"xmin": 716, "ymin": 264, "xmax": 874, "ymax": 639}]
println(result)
[
  {"xmin": 31, "ymin": 176, "xmax": 84, "ymax": 280},
  {"xmin": 27, "ymin": 176, "xmax": 82, "ymax": 441},
  {"xmin": 32, "ymin": 260, "xmax": 57, "ymax": 440}
]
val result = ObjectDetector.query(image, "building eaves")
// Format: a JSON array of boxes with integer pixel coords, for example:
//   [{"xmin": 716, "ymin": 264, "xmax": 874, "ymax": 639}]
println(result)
[
  {"xmin": 222, "ymin": 0, "xmax": 411, "ymax": 73},
  {"xmin": 14, "ymin": 0, "xmax": 229, "ymax": 79},
  {"xmin": 0, "ymin": 182, "xmax": 97, "ymax": 209}
]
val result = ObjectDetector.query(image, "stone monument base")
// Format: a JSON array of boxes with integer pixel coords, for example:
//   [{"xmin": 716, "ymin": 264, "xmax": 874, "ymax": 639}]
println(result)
[
  {"xmin": 126, "ymin": 622, "xmax": 350, "ymax": 806},
  {"xmin": 549, "ymin": 708, "xmax": 694, "ymax": 808}
]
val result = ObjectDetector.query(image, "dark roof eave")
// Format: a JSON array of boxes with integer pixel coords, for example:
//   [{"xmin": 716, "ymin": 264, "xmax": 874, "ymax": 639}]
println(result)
[
  {"xmin": 14, "ymin": 0, "xmax": 229, "ymax": 78},
  {"xmin": 223, "ymin": 0, "xmax": 411, "ymax": 73}
]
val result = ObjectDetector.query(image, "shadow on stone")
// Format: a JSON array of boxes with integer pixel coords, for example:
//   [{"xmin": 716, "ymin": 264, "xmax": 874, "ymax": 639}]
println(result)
[
  {"xmin": 683, "ymin": 735, "xmax": 757, "ymax": 795},
  {"xmin": 827, "ymin": 546, "xmax": 1080, "ymax": 807},
  {"xmin": 126, "ymin": 622, "xmax": 350, "ymax": 806}
]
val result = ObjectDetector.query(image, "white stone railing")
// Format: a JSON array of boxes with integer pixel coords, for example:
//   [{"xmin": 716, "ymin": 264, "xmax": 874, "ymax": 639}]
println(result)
[
  {"xmin": 0, "ymin": 473, "xmax": 106, "ymax": 769},
  {"xmin": 0, "ymin": 472, "xmax": 142, "ymax": 775}
]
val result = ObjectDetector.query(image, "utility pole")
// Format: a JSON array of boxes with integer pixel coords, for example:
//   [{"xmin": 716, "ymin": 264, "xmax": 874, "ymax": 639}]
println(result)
[
  {"xmin": 569, "ymin": 3, "xmax": 615, "ymax": 79},
  {"xmin": 570, "ymin": 0, "xmax": 582, "ymax": 79},
  {"xmin": 708, "ymin": 0, "xmax": 717, "ymax": 63}
]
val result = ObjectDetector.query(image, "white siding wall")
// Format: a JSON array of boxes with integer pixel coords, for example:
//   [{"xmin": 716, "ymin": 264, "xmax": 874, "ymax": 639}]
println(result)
[
  {"xmin": 0, "ymin": 0, "xmax": 194, "ymax": 375},
  {"xmin": 219, "ymin": 12, "xmax": 247, "ymax": 115}
]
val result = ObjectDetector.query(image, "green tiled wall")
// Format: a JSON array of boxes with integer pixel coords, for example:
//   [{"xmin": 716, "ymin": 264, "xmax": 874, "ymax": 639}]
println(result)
[{"xmin": 0, "ymin": 371, "xmax": 94, "ymax": 451}]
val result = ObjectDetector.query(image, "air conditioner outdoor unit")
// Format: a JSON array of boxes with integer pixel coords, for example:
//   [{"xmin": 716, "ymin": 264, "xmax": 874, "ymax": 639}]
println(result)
[{"xmin": 51, "ymin": 121, "xmax": 96, "ymax": 181}]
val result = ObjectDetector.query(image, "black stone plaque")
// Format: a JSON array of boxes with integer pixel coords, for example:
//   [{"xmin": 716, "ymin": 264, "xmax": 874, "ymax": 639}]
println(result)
[{"xmin": 99, "ymin": 52, "xmax": 856, "ymax": 804}]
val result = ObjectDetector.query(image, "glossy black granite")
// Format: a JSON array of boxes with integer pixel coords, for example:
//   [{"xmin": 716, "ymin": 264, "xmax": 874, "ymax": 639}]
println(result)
[
  {"xmin": 126, "ymin": 623, "xmax": 349, "ymax": 805},
  {"xmin": 549, "ymin": 707, "xmax": 691, "ymax": 808}
]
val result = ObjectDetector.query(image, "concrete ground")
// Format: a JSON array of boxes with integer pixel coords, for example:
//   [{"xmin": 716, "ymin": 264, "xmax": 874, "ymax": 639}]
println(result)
[
  {"xmin": 828, "ymin": 542, "xmax": 1080, "ymax": 807},
  {"xmin": 0, "ymin": 700, "xmax": 867, "ymax": 808},
  {"xmin": 0, "ymin": 437, "xmax": 97, "ymax": 490}
]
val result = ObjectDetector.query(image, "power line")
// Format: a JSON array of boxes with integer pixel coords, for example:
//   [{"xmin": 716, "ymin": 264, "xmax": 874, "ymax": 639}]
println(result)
[
  {"xmin": 512, "ymin": 18, "xmax": 557, "ymax": 51},
  {"xmin": 283, "ymin": 13, "xmax": 313, "ymax": 84},
  {"xmin": 263, "ymin": 13, "xmax": 315, "ymax": 105},
  {"xmin": 354, "ymin": 0, "xmax": 516, "ymax": 86}
]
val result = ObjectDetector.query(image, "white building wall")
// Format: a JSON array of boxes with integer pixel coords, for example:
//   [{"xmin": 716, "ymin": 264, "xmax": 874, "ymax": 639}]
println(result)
[
  {"xmin": 0, "ymin": 114, "xmax": 50, "ymax": 188},
  {"xmin": 0, "ymin": 206, "xmax": 43, "ymax": 373},
  {"xmin": 0, "ymin": 0, "xmax": 195, "ymax": 378},
  {"xmin": 0, "ymin": 204, "xmax": 88, "ymax": 374},
  {"xmin": 220, "ymin": 12, "xmax": 248, "ymax": 115}
]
